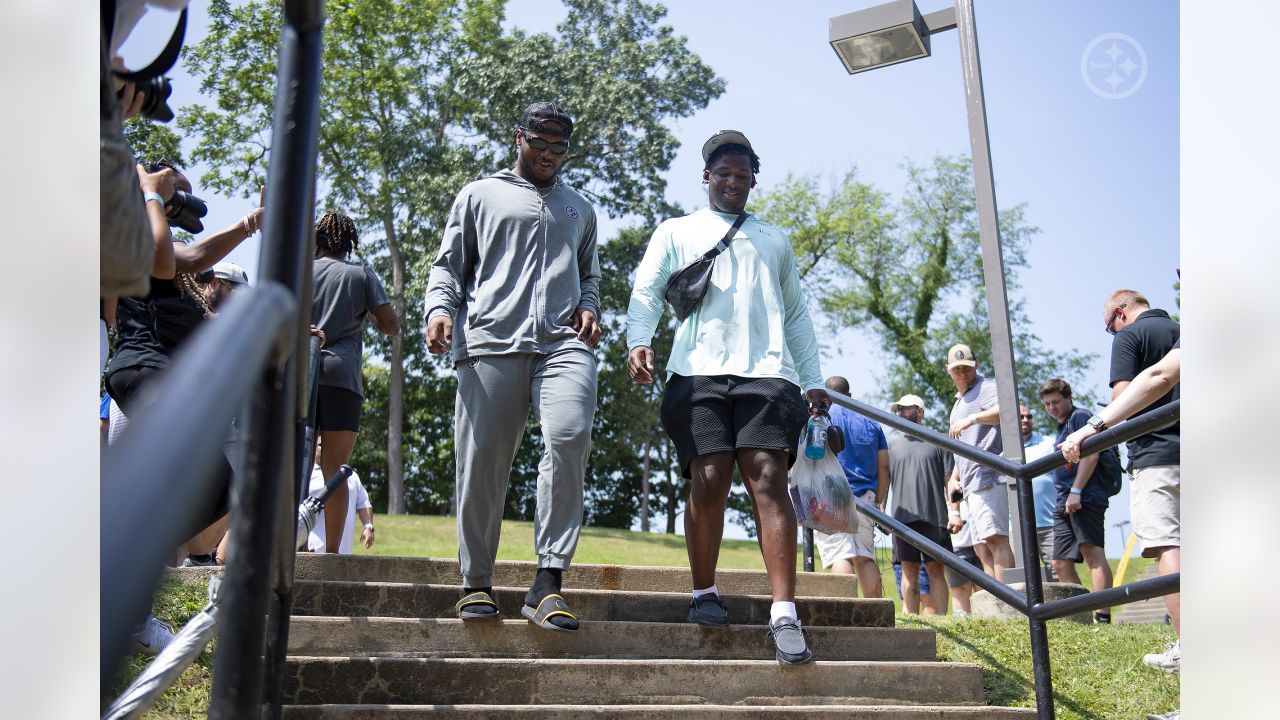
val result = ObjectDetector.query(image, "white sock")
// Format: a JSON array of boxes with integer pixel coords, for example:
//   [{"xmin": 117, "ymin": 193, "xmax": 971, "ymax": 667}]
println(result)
[
  {"xmin": 692, "ymin": 585, "xmax": 719, "ymax": 599},
  {"xmin": 770, "ymin": 601, "xmax": 798, "ymax": 626}
]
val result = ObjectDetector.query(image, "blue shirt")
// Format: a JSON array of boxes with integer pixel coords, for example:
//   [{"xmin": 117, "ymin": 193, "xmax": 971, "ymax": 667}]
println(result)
[
  {"xmin": 828, "ymin": 405, "xmax": 887, "ymax": 495},
  {"xmin": 1053, "ymin": 407, "xmax": 1110, "ymax": 507},
  {"xmin": 1023, "ymin": 432, "xmax": 1057, "ymax": 528}
]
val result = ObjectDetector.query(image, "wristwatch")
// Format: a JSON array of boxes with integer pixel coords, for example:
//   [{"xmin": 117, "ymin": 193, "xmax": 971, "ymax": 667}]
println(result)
[
  {"xmin": 1068, "ymin": 487, "xmax": 1082, "ymax": 495},
  {"xmin": 143, "ymin": 191, "xmax": 166, "ymax": 206},
  {"xmin": 1086, "ymin": 414, "xmax": 1108, "ymax": 432},
  {"xmin": 363, "ymin": 523, "xmax": 375, "ymax": 531}
]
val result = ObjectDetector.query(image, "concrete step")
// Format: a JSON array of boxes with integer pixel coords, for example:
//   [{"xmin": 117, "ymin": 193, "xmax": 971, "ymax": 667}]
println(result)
[
  {"xmin": 283, "ymin": 657, "xmax": 986, "ymax": 707},
  {"xmin": 282, "ymin": 703, "xmax": 1037, "ymax": 719},
  {"xmin": 292, "ymin": 582, "xmax": 893, "ymax": 627},
  {"xmin": 1115, "ymin": 603, "xmax": 1169, "ymax": 625},
  {"xmin": 288, "ymin": 617, "xmax": 935, "ymax": 661},
  {"xmin": 292, "ymin": 554, "xmax": 857, "ymax": 598}
]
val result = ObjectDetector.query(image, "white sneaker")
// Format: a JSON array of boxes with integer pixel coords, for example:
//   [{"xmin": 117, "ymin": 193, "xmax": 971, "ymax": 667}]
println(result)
[
  {"xmin": 1147, "ymin": 710, "xmax": 1179, "ymax": 720},
  {"xmin": 953, "ymin": 609, "xmax": 969, "ymax": 618},
  {"xmin": 1143, "ymin": 640, "xmax": 1180, "ymax": 674},
  {"xmin": 132, "ymin": 614, "xmax": 175, "ymax": 655}
]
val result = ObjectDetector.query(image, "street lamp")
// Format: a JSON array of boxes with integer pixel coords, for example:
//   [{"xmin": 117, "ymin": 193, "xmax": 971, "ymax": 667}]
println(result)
[
  {"xmin": 828, "ymin": 0, "xmax": 957, "ymax": 74},
  {"xmin": 829, "ymin": 2, "xmax": 1054, "ymax": 718}
]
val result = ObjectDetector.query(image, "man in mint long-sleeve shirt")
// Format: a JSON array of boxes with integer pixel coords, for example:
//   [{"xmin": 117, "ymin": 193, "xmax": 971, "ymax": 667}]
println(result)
[{"xmin": 625, "ymin": 130, "xmax": 827, "ymax": 665}]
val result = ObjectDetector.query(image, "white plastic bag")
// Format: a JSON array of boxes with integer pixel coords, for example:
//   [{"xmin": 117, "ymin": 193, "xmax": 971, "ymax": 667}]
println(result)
[{"xmin": 788, "ymin": 437, "xmax": 858, "ymax": 535}]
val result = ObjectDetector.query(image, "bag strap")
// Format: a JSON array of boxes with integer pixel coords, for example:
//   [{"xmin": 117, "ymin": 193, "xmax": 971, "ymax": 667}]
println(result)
[{"xmin": 701, "ymin": 212, "xmax": 748, "ymax": 261}]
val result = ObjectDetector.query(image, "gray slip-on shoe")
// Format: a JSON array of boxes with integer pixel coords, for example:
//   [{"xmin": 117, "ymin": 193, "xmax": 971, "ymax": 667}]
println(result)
[
  {"xmin": 768, "ymin": 617, "xmax": 813, "ymax": 665},
  {"xmin": 687, "ymin": 593, "xmax": 729, "ymax": 627}
]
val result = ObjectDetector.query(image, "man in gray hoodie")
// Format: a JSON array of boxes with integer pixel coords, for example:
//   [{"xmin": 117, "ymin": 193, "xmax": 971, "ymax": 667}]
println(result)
[{"xmin": 424, "ymin": 102, "xmax": 601, "ymax": 632}]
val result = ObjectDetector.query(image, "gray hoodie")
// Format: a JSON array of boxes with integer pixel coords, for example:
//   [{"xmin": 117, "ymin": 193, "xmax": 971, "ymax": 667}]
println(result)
[{"xmin": 424, "ymin": 170, "xmax": 600, "ymax": 362}]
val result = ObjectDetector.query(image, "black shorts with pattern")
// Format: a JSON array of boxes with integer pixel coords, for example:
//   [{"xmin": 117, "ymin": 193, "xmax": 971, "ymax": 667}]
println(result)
[{"xmin": 660, "ymin": 374, "xmax": 808, "ymax": 479}]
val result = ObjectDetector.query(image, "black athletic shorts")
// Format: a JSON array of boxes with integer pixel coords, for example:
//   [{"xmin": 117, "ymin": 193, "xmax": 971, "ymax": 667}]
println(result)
[
  {"xmin": 892, "ymin": 520, "xmax": 954, "ymax": 564},
  {"xmin": 1052, "ymin": 501, "xmax": 1107, "ymax": 563},
  {"xmin": 316, "ymin": 385, "xmax": 363, "ymax": 432},
  {"xmin": 660, "ymin": 374, "xmax": 808, "ymax": 479},
  {"xmin": 944, "ymin": 544, "xmax": 985, "ymax": 588}
]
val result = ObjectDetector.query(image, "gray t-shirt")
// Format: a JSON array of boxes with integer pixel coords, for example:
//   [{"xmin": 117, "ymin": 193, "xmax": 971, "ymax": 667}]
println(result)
[
  {"xmin": 312, "ymin": 256, "xmax": 391, "ymax": 396},
  {"xmin": 949, "ymin": 375, "xmax": 1003, "ymax": 493},
  {"xmin": 888, "ymin": 432, "xmax": 953, "ymax": 527}
]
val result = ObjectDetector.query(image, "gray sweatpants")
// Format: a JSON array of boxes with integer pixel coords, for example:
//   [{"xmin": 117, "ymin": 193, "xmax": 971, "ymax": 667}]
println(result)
[{"xmin": 455, "ymin": 348, "xmax": 597, "ymax": 589}]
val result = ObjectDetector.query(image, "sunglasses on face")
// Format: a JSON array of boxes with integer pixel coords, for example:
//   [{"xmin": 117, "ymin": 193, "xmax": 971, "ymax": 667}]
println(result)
[
  {"xmin": 521, "ymin": 132, "xmax": 570, "ymax": 156},
  {"xmin": 1105, "ymin": 303, "xmax": 1128, "ymax": 335}
]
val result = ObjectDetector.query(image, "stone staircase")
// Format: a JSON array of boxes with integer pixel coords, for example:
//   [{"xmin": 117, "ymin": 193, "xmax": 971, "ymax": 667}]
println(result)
[
  {"xmin": 1115, "ymin": 562, "xmax": 1171, "ymax": 625},
  {"xmin": 278, "ymin": 554, "xmax": 1035, "ymax": 718}
]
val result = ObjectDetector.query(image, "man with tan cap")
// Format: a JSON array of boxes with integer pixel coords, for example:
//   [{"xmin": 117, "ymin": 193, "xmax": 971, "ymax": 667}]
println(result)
[
  {"xmin": 886, "ymin": 393, "xmax": 953, "ymax": 615},
  {"xmin": 943, "ymin": 343, "xmax": 1015, "ymax": 578},
  {"xmin": 626, "ymin": 129, "xmax": 826, "ymax": 665}
]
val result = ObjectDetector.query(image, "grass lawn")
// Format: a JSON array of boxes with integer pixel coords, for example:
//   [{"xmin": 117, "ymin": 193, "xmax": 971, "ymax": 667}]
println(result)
[{"xmin": 115, "ymin": 515, "xmax": 1177, "ymax": 719}]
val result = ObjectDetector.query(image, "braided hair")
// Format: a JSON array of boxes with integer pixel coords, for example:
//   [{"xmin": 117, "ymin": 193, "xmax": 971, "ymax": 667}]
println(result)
[
  {"xmin": 315, "ymin": 212, "xmax": 359, "ymax": 258},
  {"xmin": 175, "ymin": 270, "xmax": 215, "ymax": 318}
]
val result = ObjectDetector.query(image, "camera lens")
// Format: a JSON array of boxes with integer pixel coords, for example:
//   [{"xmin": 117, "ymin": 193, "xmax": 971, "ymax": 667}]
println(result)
[
  {"xmin": 135, "ymin": 76, "xmax": 175, "ymax": 123},
  {"xmin": 166, "ymin": 190, "xmax": 208, "ymax": 234}
]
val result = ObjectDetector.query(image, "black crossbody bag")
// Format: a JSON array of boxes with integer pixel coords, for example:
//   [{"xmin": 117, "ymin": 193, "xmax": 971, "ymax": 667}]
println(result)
[{"xmin": 664, "ymin": 212, "xmax": 748, "ymax": 321}]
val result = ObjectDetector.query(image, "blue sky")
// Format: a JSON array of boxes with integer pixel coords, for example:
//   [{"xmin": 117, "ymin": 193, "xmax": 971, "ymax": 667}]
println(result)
[{"xmin": 124, "ymin": 0, "xmax": 1179, "ymax": 545}]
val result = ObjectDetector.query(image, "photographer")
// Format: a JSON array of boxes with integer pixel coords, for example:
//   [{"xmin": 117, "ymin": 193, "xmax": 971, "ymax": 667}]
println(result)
[
  {"xmin": 101, "ymin": 0, "xmax": 189, "ymax": 296},
  {"xmin": 104, "ymin": 160, "xmax": 263, "ymax": 571}
]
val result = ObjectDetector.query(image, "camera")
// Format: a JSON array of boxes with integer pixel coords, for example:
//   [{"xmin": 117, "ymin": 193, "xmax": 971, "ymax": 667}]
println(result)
[
  {"xmin": 107, "ymin": 2, "xmax": 187, "ymax": 123},
  {"xmin": 165, "ymin": 190, "xmax": 207, "ymax": 234},
  {"xmin": 118, "ymin": 75, "xmax": 174, "ymax": 123}
]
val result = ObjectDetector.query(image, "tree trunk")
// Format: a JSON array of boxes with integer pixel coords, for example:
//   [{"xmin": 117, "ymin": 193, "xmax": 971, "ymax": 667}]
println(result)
[
  {"xmin": 381, "ymin": 198, "xmax": 406, "ymax": 515},
  {"xmin": 640, "ymin": 438, "xmax": 651, "ymax": 532}
]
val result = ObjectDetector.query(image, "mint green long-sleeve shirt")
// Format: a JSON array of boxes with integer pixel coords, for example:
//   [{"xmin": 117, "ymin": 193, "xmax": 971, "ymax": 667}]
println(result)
[{"xmin": 625, "ymin": 207, "xmax": 824, "ymax": 393}]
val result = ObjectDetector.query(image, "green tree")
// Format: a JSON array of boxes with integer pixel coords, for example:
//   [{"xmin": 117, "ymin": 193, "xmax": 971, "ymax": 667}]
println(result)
[
  {"xmin": 182, "ymin": 0, "xmax": 507, "ymax": 514},
  {"xmin": 180, "ymin": 0, "xmax": 723, "ymax": 522},
  {"xmin": 123, "ymin": 116, "xmax": 187, "ymax": 166},
  {"xmin": 752, "ymin": 155, "xmax": 1097, "ymax": 431}
]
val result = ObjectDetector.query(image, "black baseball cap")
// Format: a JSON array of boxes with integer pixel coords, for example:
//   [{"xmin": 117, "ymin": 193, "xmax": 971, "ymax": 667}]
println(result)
[{"xmin": 519, "ymin": 101, "xmax": 574, "ymax": 139}]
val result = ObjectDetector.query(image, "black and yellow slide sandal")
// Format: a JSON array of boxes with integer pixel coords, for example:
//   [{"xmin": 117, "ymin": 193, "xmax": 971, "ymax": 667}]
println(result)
[
  {"xmin": 520, "ymin": 593, "xmax": 578, "ymax": 632},
  {"xmin": 455, "ymin": 591, "xmax": 501, "ymax": 620}
]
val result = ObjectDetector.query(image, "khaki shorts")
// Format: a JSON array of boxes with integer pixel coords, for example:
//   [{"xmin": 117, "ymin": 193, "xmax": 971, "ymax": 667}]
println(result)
[
  {"xmin": 1131, "ymin": 464, "xmax": 1179, "ymax": 557},
  {"xmin": 814, "ymin": 490, "xmax": 877, "ymax": 567},
  {"xmin": 966, "ymin": 482, "xmax": 1010, "ymax": 543}
]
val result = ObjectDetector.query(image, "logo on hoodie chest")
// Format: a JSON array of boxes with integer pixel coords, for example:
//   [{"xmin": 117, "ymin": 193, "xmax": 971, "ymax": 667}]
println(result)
[{"xmin": 564, "ymin": 205, "xmax": 580, "ymax": 220}]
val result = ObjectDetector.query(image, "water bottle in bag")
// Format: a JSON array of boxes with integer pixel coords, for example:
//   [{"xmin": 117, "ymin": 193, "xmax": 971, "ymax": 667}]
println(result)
[{"xmin": 804, "ymin": 415, "xmax": 830, "ymax": 460}]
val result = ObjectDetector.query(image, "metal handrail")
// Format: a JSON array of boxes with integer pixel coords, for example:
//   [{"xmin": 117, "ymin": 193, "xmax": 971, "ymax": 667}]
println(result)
[
  {"xmin": 209, "ymin": 1, "xmax": 324, "ymax": 716},
  {"xmin": 814, "ymin": 390, "xmax": 1180, "ymax": 720},
  {"xmin": 99, "ymin": 283, "xmax": 296, "ymax": 688},
  {"xmin": 101, "ymin": 0, "xmax": 324, "ymax": 712}
]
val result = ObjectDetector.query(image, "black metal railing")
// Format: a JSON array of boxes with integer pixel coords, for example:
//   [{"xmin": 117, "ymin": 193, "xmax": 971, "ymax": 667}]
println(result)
[
  {"xmin": 812, "ymin": 389, "xmax": 1180, "ymax": 720},
  {"xmin": 100, "ymin": 1, "xmax": 324, "ymax": 718}
]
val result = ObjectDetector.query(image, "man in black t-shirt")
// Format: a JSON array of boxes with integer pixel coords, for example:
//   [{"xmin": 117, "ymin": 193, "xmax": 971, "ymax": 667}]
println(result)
[{"xmin": 1103, "ymin": 288, "xmax": 1180, "ymax": 672}]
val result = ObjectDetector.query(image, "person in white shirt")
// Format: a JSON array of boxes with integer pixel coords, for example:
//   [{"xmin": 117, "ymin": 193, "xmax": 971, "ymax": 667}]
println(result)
[
  {"xmin": 307, "ymin": 462, "xmax": 375, "ymax": 555},
  {"xmin": 626, "ymin": 130, "xmax": 827, "ymax": 665}
]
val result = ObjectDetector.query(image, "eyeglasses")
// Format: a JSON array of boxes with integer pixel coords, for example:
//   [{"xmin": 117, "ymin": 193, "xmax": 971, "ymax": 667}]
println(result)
[
  {"xmin": 1105, "ymin": 303, "xmax": 1128, "ymax": 335},
  {"xmin": 520, "ymin": 131, "xmax": 570, "ymax": 156}
]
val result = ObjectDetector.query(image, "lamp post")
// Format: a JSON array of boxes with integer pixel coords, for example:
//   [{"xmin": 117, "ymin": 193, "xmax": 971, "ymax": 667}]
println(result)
[{"xmin": 829, "ymin": 2, "xmax": 1053, "ymax": 718}]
